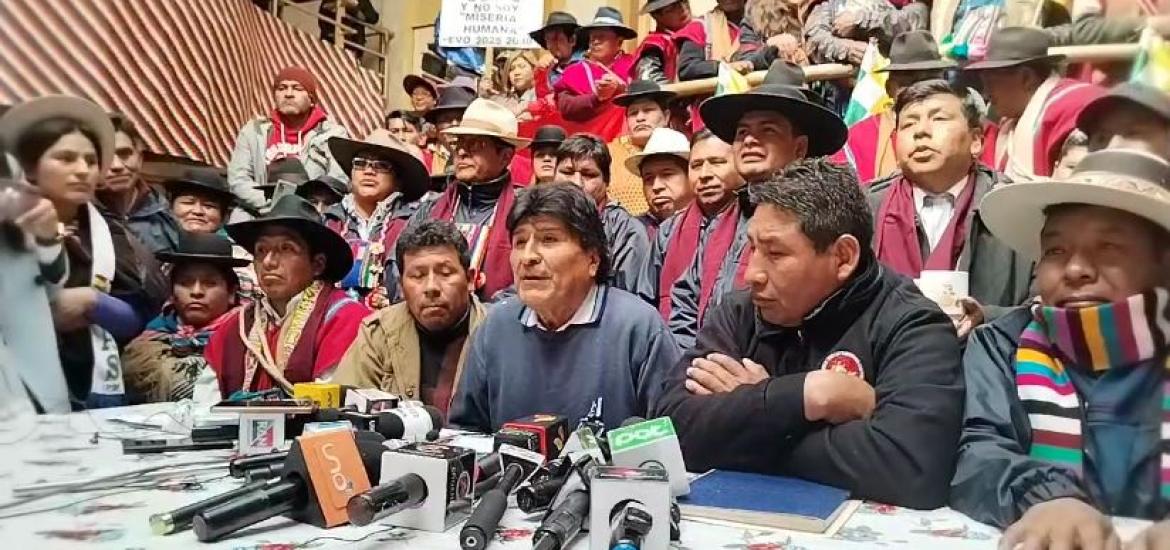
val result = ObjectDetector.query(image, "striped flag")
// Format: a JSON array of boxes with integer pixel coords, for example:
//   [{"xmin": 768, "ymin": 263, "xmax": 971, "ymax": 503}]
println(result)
[
  {"xmin": 1131, "ymin": 26, "xmax": 1170, "ymax": 92},
  {"xmin": 843, "ymin": 40, "xmax": 892, "ymax": 127},
  {"xmin": 714, "ymin": 62, "xmax": 751, "ymax": 96}
]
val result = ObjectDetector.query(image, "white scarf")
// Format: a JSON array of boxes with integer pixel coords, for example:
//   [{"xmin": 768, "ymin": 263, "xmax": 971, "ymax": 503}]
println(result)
[
  {"xmin": 86, "ymin": 203, "xmax": 126, "ymax": 400},
  {"xmin": 999, "ymin": 74, "xmax": 1061, "ymax": 183}
]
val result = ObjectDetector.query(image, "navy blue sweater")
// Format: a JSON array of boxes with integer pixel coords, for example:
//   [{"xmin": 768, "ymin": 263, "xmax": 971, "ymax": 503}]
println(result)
[{"xmin": 448, "ymin": 286, "xmax": 682, "ymax": 432}]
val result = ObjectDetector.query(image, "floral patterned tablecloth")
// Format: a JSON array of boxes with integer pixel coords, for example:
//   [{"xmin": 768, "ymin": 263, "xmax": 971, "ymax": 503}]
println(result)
[{"xmin": 0, "ymin": 405, "xmax": 1141, "ymax": 549}]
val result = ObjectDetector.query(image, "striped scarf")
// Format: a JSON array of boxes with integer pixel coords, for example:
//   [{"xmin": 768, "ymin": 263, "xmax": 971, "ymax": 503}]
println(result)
[{"xmin": 1015, "ymin": 288, "xmax": 1170, "ymax": 499}]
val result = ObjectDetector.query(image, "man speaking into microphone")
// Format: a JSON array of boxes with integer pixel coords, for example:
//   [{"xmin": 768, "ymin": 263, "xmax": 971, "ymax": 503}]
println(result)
[{"xmin": 653, "ymin": 159, "xmax": 964, "ymax": 510}]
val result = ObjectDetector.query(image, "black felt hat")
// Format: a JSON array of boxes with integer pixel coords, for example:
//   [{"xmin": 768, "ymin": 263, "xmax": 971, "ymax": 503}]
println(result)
[
  {"xmin": 613, "ymin": 79, "xmax": 679, "ymax": 107},
  {"xmin": 225, "ymin": 194, "xmax": 353, "ymax": 282},
  {"xmin": 962, "ymin": 27, "xmax": 1064, "ymax": 71},
  {"xmin": 878, "ymin": 30, "xmax": 957, "ymax": 72},
  {"xmin": 528, "ymin": 11, "xmax": 580, "ymax": 49},
  {"xmin": 530, "ymin": 125, "xmax": 567, "ymax": 148},
  {"xmin": 576, "ymin": 7, "xmax": 638, "ymax": 42},
  {"xmin": 1077, "ymin": 81, "xmax": 1170, "ymax": 136},
  {"xmin": 295, "ymin": 175, "xmax": 348, "ymax": 202},
  {"xmin": 641, "ymin": 0, "xmax": 685, "ymax": 14},
  {"xmin": 699, "ymin": 61, "xmax": 847, "ymax": 157},
  {"xmin": 424, "ymin": 85, "xmax": 476, "ymax": 124},
  {"xmin": 156, "ymin": 231, "xmax": 250, "ymax": 268},
  {"xmin": 166, "ymin": 167, "xmax": 236, "ymax": 207}
]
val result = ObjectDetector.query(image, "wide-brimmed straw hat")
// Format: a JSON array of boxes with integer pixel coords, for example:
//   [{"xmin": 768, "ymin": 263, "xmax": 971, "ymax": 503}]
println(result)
[
  {"xmin": 625, "ymin": 127, "xmax": 690, "ymax": 174},
  {"xmin": 440, "ymin": 98, "xmax": 531, "ymax": 148},
  {"xmin": 0, "ymin": 95, "xmax": 116, "ymax": 173},
  {"xmin": 699, "ymin": 61, "xmax": 846, "ymax": 157},
  {"xmin": 980, "ymin": 149, "xmax": 1170, "ymax": 260}
]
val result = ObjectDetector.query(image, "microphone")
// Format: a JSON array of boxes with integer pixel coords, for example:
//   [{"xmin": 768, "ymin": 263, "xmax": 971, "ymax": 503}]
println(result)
[
  {"xmin": 607, "ymin": 417, "xmax": 689, "ymax": 497},
  {"xmin": 608, "ymin": 500, "xmax": 653, "ymax": 550},
  {"xmin": 460, "ymin": 445, "xmax": 545, "ymax": 550},
  {"xmin": 228, "ymin": 451, "xmax": 289, "ymax": 478},
  {"xmin": 532, "ymin": 490, "xmax": 590, "ymax": 550},
  {"xmin": 346, "ymin": 473, "xmax": 428, "ymax": 526},
  {"xmin": 149, "ymin": 479, "xmax": 272, "ymax": 535},
  {"xmin": 373, "ymin": 405, "xmax": 444, "ymax": 442},
  {"xmin": 192, "ymin": 429, "xmax": 383, "ymax": 541},
  {"xmin": 344, "ymin": 387, "xmax": 400, "ymax": 413},
  {"xmin": 516, "ymin": 457, "xmax": 574, "ymax": 514},
  {"xmin": 373, "ymin": 442, "xmax": 477, "ymax": 532}
]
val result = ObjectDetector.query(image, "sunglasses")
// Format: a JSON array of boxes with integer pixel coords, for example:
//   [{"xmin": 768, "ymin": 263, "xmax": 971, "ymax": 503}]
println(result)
[{"xmin": 353, "ymin": 157, "xmax": 395, "ymax": 173}]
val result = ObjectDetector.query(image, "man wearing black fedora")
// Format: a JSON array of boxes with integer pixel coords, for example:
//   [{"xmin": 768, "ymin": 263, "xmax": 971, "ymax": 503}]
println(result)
[
  {"xmin": 424, "ymin": 84, "xmax": 476, "ymax": 177},
  {"xmin": 610, "ymin": 80, "xmax": 679, "ymax": 215},
  {"xmin": 554, "ymin": 7, "xmax": 636, "ymax": 141},
  {"xmin": 1078, "ymin": 81, "xmax": 1170, "ymax": 162},
  {"xmin": 529, "ymin": 125, "xmax": 566, "ymax": 185},
  {"xmin": 965, "ymin": 26, "xmax": 1104, "ymax": 181},
  {"xmin": 699, "ymin": 60, "xmax": 847, "ymax": 304},
  {"xmin": 832, "ymin": 30, "xmax": 955, "ymax": 183},
  {"xmin": 96, "ymin": 114, "xmax": 181, "ymax": 256},
  {"xmin": 631, "ymin": 0, "xmax": 694, "ymax": 84},
  {"xmin": 166, "ymin": 167, "xmax": 236, "ymax": 236},
  {"xmin": 205, "ymin": 194, "xmax": 369, "ymax": 396},
  {"xmin": 323, "ymin": 129, "xmax": 432, "ymax": 307},
  {"xmin": 295, "ymin": 175, "xmax": 347, "ymax": 214},
  {"xmin": 123, "ymin": 231, "xmax": 249, "ymax": 403}
]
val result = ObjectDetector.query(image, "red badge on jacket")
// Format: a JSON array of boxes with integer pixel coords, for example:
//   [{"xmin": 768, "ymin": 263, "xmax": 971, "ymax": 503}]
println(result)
[{"xmin": 821, "ymin": 351, "xmax": 864, "ymax": 379}]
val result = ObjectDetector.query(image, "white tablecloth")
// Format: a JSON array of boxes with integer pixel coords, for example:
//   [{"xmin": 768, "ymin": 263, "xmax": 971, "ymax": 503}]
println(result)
[{"xmin": 0, "ymin": 405, "xmax": 1131, "ymax": 549}]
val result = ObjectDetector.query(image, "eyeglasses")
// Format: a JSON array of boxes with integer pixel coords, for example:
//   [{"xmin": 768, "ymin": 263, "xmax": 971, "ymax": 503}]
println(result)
[
  {"xmin": 453, "ymin": 137, "xmax": 496, "ymax": 154},
  {"xmin": 352, "ymin": 158, "xmax": 395, "ymax": 173}
]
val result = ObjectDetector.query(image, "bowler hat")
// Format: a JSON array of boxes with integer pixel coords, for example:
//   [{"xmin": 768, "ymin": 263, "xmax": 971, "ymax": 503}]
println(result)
[
  {"xmin": 576, "ymin": 7, "xmax": 638, "ymax": 42},
  {"xmin": 226, "ymin": 194, "xmax": 354, "ymax": 282},
  {"xmin": 878, "ymin": 30, "xmax": 957, "ymax": 73},
  {"xmin": 699, "ymin": 61, "xmax": 847, "ymax": 157},
  {"xmin": 424, "ymin": 85, "xmax": 476, "ymax": 124},
  {"xmin": 166, "ymin": 167, "xmax": 235, "ymax": 207},
  {"xmin": 530, "ymin": 125, "xmax": 567, "ymax": 149},
  {"xmin": 962, "ymin": 27, "xmax": 1064, "ymax": 71}
]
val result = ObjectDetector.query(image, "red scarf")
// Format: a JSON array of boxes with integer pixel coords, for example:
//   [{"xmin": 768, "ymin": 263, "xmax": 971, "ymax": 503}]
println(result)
[
  {"xmin": 265, "ymin": 105, "xmax": 328, "ymax": 161},
  {"xmin": 873, "ymin": 174, "xmax": 977, "ymax": 278},
  {"xmin": 428, "ymin": 180, "xmax": 517, "ymax": 299},
  {"xmin": 659, "ymin": 202, "xmax": 741, "ymax": 321}
]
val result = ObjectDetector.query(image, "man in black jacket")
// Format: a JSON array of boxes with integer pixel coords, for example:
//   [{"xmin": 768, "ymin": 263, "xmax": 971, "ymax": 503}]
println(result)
[{"xmin": 653, "ymin": 158, "xmax": 964, "ymax": 509}]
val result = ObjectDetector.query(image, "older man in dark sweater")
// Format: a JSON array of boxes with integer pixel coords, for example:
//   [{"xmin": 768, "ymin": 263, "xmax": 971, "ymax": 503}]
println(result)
[
  {"xmin": 449, "ymin": 184, "xmax": 681, "ymax": 431},
  {"xmin": 654, "ymin": 159, "xmax": 964, "ymax": 510}
]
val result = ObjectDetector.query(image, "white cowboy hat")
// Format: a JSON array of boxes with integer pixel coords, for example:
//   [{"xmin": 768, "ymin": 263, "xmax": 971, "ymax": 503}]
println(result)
[
  {"xmin": 440, "ymin": 98, "xmax": 532, "ymax": 148},
  {"xmin": 980, "ymin": 149, "xmax": 1170, "ymax": 260},
  {"xmin": 624, "ymin": 127, "xmax": 691, "ymax": 174},
  {"xmin": 0, "ymin": 95, "xmax": 116, "ymax": 173}
]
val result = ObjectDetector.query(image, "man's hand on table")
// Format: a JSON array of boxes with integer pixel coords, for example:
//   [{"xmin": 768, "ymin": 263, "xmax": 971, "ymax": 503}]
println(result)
[
  {"xmin": 803, "ymin": 370, "xmax": 875, "ymax": 424},
  {"xmin": 999, "ymin": 497, "xmax": 1120, "ymax": 550},
  {"xmin": 685, "ymin": 353, "xmax": 769, "ymax": 395},
  {"xmin": 1127, "ymin": 521, "xmax": 1170, "ymax": 550}
]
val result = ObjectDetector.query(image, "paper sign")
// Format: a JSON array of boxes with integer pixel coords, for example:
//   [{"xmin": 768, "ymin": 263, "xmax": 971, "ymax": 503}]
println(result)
[{"xmin": 438, "ymin": 0, "xmax": 542, "ymax": 49}]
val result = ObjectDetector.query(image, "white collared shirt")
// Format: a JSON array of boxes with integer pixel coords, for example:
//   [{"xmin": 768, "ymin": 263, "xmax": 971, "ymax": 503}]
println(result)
[
  {"xmin": 520, "ymin": 284, "xmax": 602, "ymax": 332},
  {"xmin": 912, "ymin": 176, "xmax": 969, "ymax": 252}
]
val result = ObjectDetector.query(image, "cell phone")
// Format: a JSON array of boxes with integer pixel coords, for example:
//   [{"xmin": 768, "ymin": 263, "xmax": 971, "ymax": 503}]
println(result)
[{"xmin": 210, "ymin": 399, "xmax": 316, "ymax": 415}]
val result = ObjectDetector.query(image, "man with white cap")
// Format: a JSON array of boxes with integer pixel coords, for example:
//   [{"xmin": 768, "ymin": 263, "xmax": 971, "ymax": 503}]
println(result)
[
  {"xmin": 555, "ymin": 134, "xmax": 652, "ymax": 301},
  {"xmin": 950, "ymin": 149, "xmax": 1170, "ymax": 548},
  {"xmin": 627, "ymin": 127, "xmax": 693, "ymax": 237},
  {"xmin": 645, "ymin": 129, "xmax": 743, "ymax": 349},
  {"xmin": 386, "ymin": 99, "xmax": 529, "ymax": 303}
]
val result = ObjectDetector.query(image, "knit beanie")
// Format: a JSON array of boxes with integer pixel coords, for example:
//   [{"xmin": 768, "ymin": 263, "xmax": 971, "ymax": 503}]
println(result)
[{"xmin": 273, "ymin": 66, "xmax": 319, "ymax": 102}]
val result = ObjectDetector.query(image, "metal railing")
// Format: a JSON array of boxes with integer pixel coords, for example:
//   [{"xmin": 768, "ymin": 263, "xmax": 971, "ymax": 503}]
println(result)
[{"xmin": 269, "ymin": 0, "xmax": 396, "ymax": 95}]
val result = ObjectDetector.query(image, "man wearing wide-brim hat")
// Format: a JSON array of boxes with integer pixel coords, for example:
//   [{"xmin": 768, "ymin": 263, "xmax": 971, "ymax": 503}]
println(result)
[
  {"xmin": 123, "ymin": 231, "xmax": 249, "ymax": 404},
  {"xmin": 623, "ymin": 126, "xmax": 692, "ymax": 234},
  {"xmin": 832, "ymin": 30, "xmax": 956, "ymax": 183},
  {"xmin": 402, "ymin": 73, "xmax": 440, "ymax": 116},
  {"xmin": 699, "ymin": 60, "xmax": 847, "ymax": 305},
  {"xmin": 963, "ymin": 26, "xmax": 1104, "ymax": 182},
  {"xmin": 529, "ymin": 125, "xmax": 566, "ymax": 185},
  {"xmin": 386, "ymin": 99, "xmax": 530, "ymax": 304},
  {"xmin": 554, "ymin": 7, "xmax": 636, "ymax": 142},
  {"xmin": 608, "ymin": 80, "xmax": 679, "ymax": 216},
  {"xmin": 205, "ymin": 194, "xmax": 369, "ymax": 397},
  {"xmin": 950, "ymin": 149, "xmax": 1170, "ymax": 546},
  {"xmin": 323, "ymin": 129, "xmax": 432, "ymax": 306},
  {"xmin": 1077, "ymin": 81, "xmax": 1170, "ymax": 162},
  {"xmin": 424, "ymin": 85, "xmax": 477, "ymax": 177}
]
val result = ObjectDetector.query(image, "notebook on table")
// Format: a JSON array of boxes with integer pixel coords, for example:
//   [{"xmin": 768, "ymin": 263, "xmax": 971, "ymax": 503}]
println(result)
[{"xmin": 679, "ymin": 470, "xmax": 859, "ymax": 533}]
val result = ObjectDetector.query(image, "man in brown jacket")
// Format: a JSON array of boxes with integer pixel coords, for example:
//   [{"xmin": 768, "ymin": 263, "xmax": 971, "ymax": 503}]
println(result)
[{"xmin": 332, "ymin": 220, "xmax": 485, "ymax": 417}]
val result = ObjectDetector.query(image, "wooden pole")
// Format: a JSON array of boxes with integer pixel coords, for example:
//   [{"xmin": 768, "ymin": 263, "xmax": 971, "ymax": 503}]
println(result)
[{"xmin": 661, "ymin": 43, "xmax": 1143, "ymax": 98}]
